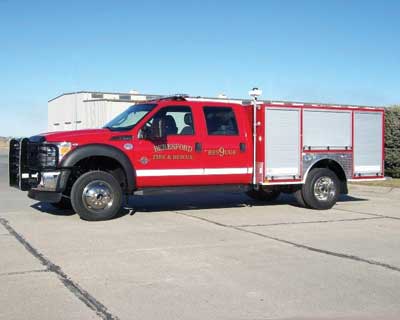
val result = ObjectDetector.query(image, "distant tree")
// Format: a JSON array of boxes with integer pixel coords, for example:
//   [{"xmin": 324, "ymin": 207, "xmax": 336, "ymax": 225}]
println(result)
[{"xmin": 385, "ymin": 106, "xmax": 400, "ymax": 178}]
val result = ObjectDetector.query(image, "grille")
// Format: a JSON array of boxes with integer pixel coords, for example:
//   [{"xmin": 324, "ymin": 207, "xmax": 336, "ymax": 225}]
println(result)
[
  {"xmin": 9, "ymin": 138, "xmax": 59, "ymax": 190},
  {"xmin": 28, "ymin": 142, "xmax": 58, "ymax": 169}
]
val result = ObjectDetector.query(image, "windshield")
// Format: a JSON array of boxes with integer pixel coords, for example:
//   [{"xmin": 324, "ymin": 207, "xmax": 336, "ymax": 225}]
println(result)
[{"xmin": 104, "ymin": 104, "xmax": 157, "ymax": 131}]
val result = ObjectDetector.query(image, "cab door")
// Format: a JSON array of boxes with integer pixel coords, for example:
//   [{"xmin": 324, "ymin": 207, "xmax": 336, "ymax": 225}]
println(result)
[
  {"xmin": 200, "ymin": 105, "xmax": 252, "ymax": 184},
  {"xmin": 133, "ymin": 105, "xmax": 204, "ymax": 187}
]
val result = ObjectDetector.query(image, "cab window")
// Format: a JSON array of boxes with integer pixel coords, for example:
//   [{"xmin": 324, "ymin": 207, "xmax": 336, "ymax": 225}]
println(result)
[
  {"xmin": 141, "ymin": 106, "xmax": 194, "ymax": 138},
  {"xmin": 203, "ymin": 106, "xmax": 239, "ymax": 136}
]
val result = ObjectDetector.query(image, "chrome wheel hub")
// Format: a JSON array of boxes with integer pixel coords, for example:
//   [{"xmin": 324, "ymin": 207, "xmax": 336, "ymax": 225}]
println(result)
[
  {"xmin": 313, "ymin": 176, "xmax": 336, "ymax": 201},
  {"xmin": 82, "ymin": 180, "xmax": 114, "ymax": 211}
]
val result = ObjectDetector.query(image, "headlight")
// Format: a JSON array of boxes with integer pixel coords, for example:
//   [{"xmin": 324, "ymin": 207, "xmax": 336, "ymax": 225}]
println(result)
[{"xmin": 54, "ymin": 142, "xmax": 73, "ymax": 161}]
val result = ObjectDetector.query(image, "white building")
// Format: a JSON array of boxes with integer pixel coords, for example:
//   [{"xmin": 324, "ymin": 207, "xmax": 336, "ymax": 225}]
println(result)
[{"xmin": 48, "ymin": 91, "xmax": 244, "ymax": 132}]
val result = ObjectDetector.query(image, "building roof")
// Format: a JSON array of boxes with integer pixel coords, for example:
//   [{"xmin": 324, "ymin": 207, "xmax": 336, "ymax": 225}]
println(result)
[
  {"xmin": 48, "ymin": 91, "xmax": 163, "ymax": 103},
  {"xmin": 48, "ymin": 91, "xmax": 383, "ymax": 109}
]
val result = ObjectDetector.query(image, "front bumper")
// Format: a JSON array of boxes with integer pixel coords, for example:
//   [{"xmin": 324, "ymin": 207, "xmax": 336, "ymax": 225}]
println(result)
[
  {"xmin": 20, "ymin": 170, "xmax": 66, "ymax": 203},
  {"xmin": 35, "ymin": 171, "xmax": 62, "ymax": 191},
  {"xmin": 23, "ymin": 171, "xmax": 65, "ymax": 203}
]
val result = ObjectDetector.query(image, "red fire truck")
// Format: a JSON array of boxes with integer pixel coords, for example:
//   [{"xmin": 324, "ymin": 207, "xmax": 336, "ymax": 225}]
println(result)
[{"xmin": 9, "ymin": 89, "xmax": 385, "ymax": 221}]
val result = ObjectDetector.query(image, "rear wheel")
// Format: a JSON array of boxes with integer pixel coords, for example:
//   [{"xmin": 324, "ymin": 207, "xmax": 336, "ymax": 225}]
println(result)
[
  {"xmin": 71, "ymin": 171, "xmax": 123, "ymax": 221},
  {"xmin": 301, "ymin": 168, "xmax": 339, "ymax": 210},
  {"xmin": 246, "ymin": 188, "xmax": 280, "ymax": 202},
  {"xmin": 294, "ymin": 188, "xmax": 308, "ymax": 208}
]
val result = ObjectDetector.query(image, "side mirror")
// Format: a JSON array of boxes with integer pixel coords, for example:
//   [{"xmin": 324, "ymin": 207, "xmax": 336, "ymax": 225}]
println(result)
[
  {"xmin": 139, "ymin": 118, "xmax": 168, "ymax": 140},
  {"xmin": 140, "ymin": 125, "xmax": 152, "ymax": 140}
]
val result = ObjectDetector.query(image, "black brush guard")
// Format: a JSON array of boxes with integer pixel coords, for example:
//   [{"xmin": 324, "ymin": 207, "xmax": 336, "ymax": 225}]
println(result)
[{"xmin": 9, "ymin": 138, "xmax": 59, "ymax": 191}]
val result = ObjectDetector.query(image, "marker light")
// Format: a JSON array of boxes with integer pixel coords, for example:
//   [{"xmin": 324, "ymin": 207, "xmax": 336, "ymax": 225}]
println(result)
[{"xmin": 55, "ymin": 142, "xmax": 73, "ymax": 160}]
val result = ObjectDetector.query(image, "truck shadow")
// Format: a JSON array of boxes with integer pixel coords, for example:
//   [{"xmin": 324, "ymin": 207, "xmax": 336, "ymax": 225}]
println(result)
[
  {"xmin": 125, "ymin": 191, "xmax": 367, "ymax": 214},
  {"xmin": 30, "ymin": 192, "xmax": 367, "ymax": 218},
  {"xmin": 31, "ymin": 202, "xmax": 76, "ymax": 216}
]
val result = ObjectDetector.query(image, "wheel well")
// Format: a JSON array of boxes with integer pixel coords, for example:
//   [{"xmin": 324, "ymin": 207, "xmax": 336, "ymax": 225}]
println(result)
[
  {"xmin": 308, "ymin": 159, "xmax": 348, "ymax": 194},
  {"xmin": 65, "ymin": 156, "xmax": 128, "ymax": 195}
]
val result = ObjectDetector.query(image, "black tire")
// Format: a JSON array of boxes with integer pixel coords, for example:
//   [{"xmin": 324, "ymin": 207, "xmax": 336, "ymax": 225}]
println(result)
[
  {"xmin": 70, "ymin": 171, "xmax": 123, "ymax": 221},
  {"xmin": 246, "ymin": 188, "xmax": 281, "ymax": 201},
  {"xmin": 294, "ymin": 188, "xmax": 309, "ymax": 208},
  {"xmin": 51, "ymin": 197, "xmax": 72, "ymax": 210},
  {"xmin": 302, "ymin": 168, "xmax": 340, "ymax": 210}
]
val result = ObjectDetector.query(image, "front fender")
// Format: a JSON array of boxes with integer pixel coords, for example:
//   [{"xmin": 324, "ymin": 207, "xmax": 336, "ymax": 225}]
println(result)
[{"xmin": 60, "ymin": 144, "xmax": 136, "ymax": 193}]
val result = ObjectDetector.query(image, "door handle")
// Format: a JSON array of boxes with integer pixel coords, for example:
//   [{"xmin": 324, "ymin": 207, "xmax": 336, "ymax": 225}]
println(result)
[
  {"xmin": 240, "ymin": 143, "xmax": 246, "ymax": 152},
  {"xmin": 195, "ymin": 142, "xmax": 202, "ymax": 152}
]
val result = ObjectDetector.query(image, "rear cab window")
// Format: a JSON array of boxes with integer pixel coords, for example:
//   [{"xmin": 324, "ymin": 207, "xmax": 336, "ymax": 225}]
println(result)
[{"xmin": 203, "ymin": 106, "xmax": 239, "ymax": 136}]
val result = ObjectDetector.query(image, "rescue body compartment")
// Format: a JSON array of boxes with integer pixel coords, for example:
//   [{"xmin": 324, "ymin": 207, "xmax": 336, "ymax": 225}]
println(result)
[{"xmin": 254, "ymin": 102, "xmax": 385, "ymax": 185}]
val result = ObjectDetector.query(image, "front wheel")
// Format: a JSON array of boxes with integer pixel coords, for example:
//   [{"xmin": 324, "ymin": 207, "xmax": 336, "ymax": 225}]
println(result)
[
  {"xmin": 301, "ymin": 168, "xmax": 339, "ymax": 210},
  {"xmin": 70, "ymin": 171, "xmax": 123, "ymax": 221}
]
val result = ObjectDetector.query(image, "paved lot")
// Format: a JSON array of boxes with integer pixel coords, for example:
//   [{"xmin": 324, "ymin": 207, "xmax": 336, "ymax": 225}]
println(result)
[{"xmin": 1, "ymin": 149, "xmax": 400, "ymax": 320}]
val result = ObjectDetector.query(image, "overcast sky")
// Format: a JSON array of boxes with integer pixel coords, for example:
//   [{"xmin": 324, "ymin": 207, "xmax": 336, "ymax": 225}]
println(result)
[{"xmin": 0, "ymin": 0, "xmax": 399, "ymax": 136}]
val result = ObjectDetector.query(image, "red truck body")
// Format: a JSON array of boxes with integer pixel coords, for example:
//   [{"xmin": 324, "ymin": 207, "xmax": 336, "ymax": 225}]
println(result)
[{"xmin": 9, "ymin": 94, "xmax": 385, "ymax": 220}]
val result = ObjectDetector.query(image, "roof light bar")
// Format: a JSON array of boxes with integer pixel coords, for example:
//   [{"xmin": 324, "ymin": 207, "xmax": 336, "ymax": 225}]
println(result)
[{"xmin": 156, "ymin": 94, "xmax": 189, "ymax": 101}]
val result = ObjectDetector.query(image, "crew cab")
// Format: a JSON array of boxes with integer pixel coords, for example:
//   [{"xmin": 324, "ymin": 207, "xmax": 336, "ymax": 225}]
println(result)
[{"xmin": 9, "ymin": 92, "xmax": 385, "ymax": 220}]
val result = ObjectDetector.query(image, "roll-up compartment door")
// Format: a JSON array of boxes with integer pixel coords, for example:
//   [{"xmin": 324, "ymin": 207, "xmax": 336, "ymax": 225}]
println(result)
[
  {"xmin": 303, "ymin": 110, "xmax": 352, "ymax": 150},
  {"xmin": 354, "ymin": 112, "xmax": 383, "ymax": 175},
  {"xmin": 265, "ymin": 108, "xmax": 300, "ymax": 179}
]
